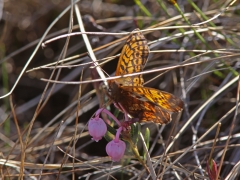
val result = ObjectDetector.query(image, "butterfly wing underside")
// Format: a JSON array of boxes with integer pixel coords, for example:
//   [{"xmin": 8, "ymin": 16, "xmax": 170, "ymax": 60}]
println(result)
[{"xmin": 115, "ymin": 28, "xmax": 149, "ymax": 86}]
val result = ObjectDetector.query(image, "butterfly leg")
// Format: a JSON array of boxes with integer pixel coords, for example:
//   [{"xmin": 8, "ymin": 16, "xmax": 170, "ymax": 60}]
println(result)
[
  {"xmin": 113, "ymin": 102, "xmax": 130, "ymax": 121},
  {"xmin": 113, "ymin": 102, "xmax": 121, "ymax": 110},
  {"xmin": 118, "ymin": 103, "xmax": 131, "ymax": 122}
]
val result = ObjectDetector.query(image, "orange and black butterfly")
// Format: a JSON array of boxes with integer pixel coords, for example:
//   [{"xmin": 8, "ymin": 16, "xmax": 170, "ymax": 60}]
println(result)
[{"xmin": 108, "ymin": 29, "xmax": 183, "ymax": 124}]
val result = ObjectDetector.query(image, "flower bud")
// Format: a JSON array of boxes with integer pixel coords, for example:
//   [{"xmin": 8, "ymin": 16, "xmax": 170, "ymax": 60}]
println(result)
[{"xmin": 207, "ymin": 159, "xmax": 218, "ymax": 180}]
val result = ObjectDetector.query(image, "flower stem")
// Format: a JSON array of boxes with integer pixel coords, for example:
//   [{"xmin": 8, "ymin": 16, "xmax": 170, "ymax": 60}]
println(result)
[
  {"xmin": 96, "ymin": 108, "xmax": 121, "ymax": 126},
  {"xmin": 126, "ymin": 137, "xmax": 150, "ymax": 174}
]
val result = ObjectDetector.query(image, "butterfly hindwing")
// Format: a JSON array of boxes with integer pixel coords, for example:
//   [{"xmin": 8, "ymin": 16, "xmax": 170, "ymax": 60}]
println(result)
[{"xmin": 115, "ymin": 28, "xmax": 149, "ymax": 87}]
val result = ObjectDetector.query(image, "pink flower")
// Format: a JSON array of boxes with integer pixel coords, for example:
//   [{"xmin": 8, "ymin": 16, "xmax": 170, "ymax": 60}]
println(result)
[
  {"xmin": 106, "ymin": 127, "xmax": 126, "ymax": 162},
  {"xmin": 88, "ymin": 117, "xmax": 107, "ymax": 142},
  {"xmin": 106, "ymin": 140, "xmax": 126, "ymax": 162},
  {"xmin": 89, "ymin": 109, "xmax": 127, "ymax": 162}
]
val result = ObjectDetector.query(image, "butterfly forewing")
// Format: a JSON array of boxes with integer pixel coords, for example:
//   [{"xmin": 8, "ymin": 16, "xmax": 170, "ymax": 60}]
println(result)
[
  {"xmin": 141, "ymin": 106, "xmax": 171, "ymax": 124},
  {"xmin": 117, "ymin": 89, "xmax": 171, "ymax": 124},
  {"xmin": 121, "ymin": 86, "xmax": 184, "ymax": 113}
]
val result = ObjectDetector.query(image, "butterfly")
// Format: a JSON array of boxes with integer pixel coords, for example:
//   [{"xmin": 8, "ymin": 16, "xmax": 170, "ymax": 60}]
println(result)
[{"xmin": 108, "ymin": 29, "xmax": 183, "ymax": 124}]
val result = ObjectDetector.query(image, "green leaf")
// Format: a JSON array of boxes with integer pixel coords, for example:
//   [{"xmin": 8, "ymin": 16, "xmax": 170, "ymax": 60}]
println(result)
[
  {"xmin": 131, "ymin": 122, "xmax": 141, "ymax": 145},
  {"xmin": 104, "ymin": 123, "xmax": 116, "ymax": 142},
  {"xmin": 143, "ymin": 128, "xmax": 150, "ymax": 161},
  {"xmin": 134, "ymin": 0, "xmax": 152, "ymax": 17}
]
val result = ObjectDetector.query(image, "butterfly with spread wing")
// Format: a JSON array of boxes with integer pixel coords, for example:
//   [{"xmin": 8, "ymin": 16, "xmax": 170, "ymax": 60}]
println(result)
[{"xmin": 108, "ymin": 29, "xmax": 183, "ymax": 124}]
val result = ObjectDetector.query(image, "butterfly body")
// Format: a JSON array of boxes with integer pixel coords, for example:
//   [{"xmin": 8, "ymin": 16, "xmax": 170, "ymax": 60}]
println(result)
[{"xmin": 108, "ymin": 29, "xmax": 183, "ymax": 124}]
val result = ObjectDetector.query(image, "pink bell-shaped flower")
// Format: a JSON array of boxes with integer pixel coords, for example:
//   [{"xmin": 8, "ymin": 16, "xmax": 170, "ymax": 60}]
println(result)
[
  {"xmin": 106, "ymin": 127, "xmax": 126, "ymax": 162},
  {"xmin": 88, "ymin": 117, "xmax": 107, "ymax": 142}
]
